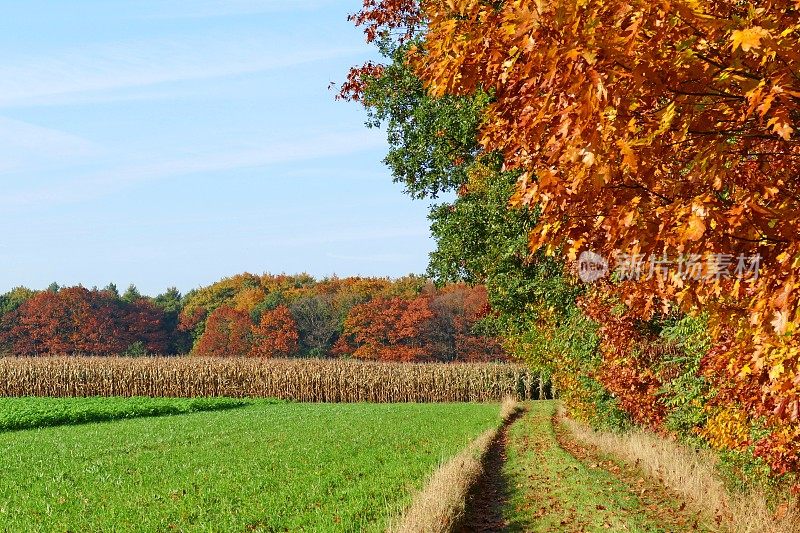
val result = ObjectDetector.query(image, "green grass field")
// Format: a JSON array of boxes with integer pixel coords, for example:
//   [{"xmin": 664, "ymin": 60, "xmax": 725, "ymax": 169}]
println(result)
[
  {"xmin": 0, "ymin": 396, "xmax": 250, "ymax": 432},
  {"xmin": 0, "ymin": 399, "xmax": 500, "ymax": 532}
]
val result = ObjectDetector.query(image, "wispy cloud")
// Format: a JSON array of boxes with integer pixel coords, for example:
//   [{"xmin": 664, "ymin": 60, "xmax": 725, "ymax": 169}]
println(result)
[
  {"xmin": 0, "ymin": 36, "xmax": 360, "ymax": 107},
  {"xmin": 0, "ymin": 116, "xmax": 97, "ymax": 173},
  {"xmin": 1, "ymin": 130, "xmax": 386, "ymax": 208},
  {"xmin": 0, "ymin": 117, "xmax": 96, "ymax": 156}
]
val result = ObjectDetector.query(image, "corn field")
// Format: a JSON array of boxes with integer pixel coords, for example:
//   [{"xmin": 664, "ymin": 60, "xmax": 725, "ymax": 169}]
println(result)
[{"xmin": 0, "ymin": 357, "xmax": 547, "ymax": 402}]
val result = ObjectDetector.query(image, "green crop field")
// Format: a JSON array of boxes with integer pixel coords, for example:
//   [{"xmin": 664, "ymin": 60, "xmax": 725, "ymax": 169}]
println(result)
[
  {"xmin": 0, "ymin": 399, "xmax": 500, "ymax": 532},
  {"xmin": 0, "ymin": 396, "xmax": 249, "ymax": 432}
]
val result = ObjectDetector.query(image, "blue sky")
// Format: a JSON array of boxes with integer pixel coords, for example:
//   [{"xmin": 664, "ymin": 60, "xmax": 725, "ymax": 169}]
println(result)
[{"xmin": 0, "ymin": 0, "xmax": 437, "ymax": 296}]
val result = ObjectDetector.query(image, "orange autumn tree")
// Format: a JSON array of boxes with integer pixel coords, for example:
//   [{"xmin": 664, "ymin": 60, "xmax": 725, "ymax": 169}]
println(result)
[
  {"xmin": 193, "ymin": 306, "xmax": 252, "ymax": 357},
  {"xmin": 430, "ymin": 284, "xmax": 507, "ymax": 362},
  {"xmin": 0, "ymin": 287, "xmax": 170, "ymax": 356},
  {"xmin": 348, "ymin": 0, "xmax": 800, "ymax": 475},
  {"xmin": 250, "ymin": 305, "xmax": 299, "ymax": 358},
  {"xmin": 335, "ymin": 296, "xmax": 435, "ymax": 362}
]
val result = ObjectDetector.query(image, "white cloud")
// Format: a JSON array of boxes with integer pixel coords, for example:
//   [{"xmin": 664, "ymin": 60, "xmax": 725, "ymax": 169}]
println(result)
[
  {"xmin": 0, "ymin": 36, "xmax": 361, "ymax": 107},
  {"xmin": 1, "ymin": 130, "xmax": 386, "ymax": 208}
]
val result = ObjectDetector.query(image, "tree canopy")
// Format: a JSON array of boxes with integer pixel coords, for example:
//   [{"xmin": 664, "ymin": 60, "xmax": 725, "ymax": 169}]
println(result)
[{"xmin": 343, "ymin": 0, "xmax": 800, "ymax": 480}]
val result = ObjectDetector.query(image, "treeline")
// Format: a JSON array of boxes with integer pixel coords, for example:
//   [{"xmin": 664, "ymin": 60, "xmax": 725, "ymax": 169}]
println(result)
[{"xmin": 0, "ymin": 275, "xmax": 506, "ymax": 362}]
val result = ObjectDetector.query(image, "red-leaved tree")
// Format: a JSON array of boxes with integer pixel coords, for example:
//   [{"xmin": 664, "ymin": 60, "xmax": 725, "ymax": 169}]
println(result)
[
  {"xmin": 250, "ymin": 305, "xmax": 299, "ymax": 358},
  {"xmin": 193, "ymin": 306, "xmax": 252, "ymax": 357},
  {"xmin": 0, "ymin": 287, "xmax": 169, "ymax": 355},
  {"xmin": 335, "ymin": 296, "xmax": 435, "ymax": 362}
]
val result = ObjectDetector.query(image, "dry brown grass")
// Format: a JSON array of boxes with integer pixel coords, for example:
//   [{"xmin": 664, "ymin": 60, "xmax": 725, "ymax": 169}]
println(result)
[
  {"xmin": 0, "ymin": 357, "xmax": 540, "ymax": 402},
  {"xmin": 560, "ymin": 408, "xmax": 800, "ymax": 533},
  {"xmin": 389, "ymin": 396, "xmax": 521, "ymax": 533}
]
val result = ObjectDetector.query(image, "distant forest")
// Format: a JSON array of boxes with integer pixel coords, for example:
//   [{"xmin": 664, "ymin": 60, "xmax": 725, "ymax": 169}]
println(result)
[{"xmin": 0, "ymin": 274, "xmax": 506, "ymax": 362}]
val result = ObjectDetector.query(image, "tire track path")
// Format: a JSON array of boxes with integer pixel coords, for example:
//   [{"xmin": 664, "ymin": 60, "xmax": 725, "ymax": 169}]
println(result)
[{"xmin": 459, "ymin": 401, "xmax": 716, "ymax": 532}]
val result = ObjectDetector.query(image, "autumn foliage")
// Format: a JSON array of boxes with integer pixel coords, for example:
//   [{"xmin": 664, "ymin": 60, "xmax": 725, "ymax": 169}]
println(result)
[
  {"xmin": 345, "ymin": 0, "xmax": 800, "ymax": 479},
  {"xmin": 193, "ymin": 306, "xmax": 253, "ymax": 358},
  {"xmin": 0, "ymin": 287, "xmax": 169, "ymax": 356},
  {"xmin": 250, "ymin": 306, "xmax": 299, "ymax": 358},
  {"xmin": 332, "ymin": 284, "xmax": 505, "ymax": 362},
  {"xmin": 335, "ymin": 297, "xmax": 435, "ymax": 362},
  {"xmin": 179, "ymin": 274, "xmax": 504, "ymax": 362},
  {"xmin": 0, "ymin": 276, "xmax": 507, "ymax": 364}
]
